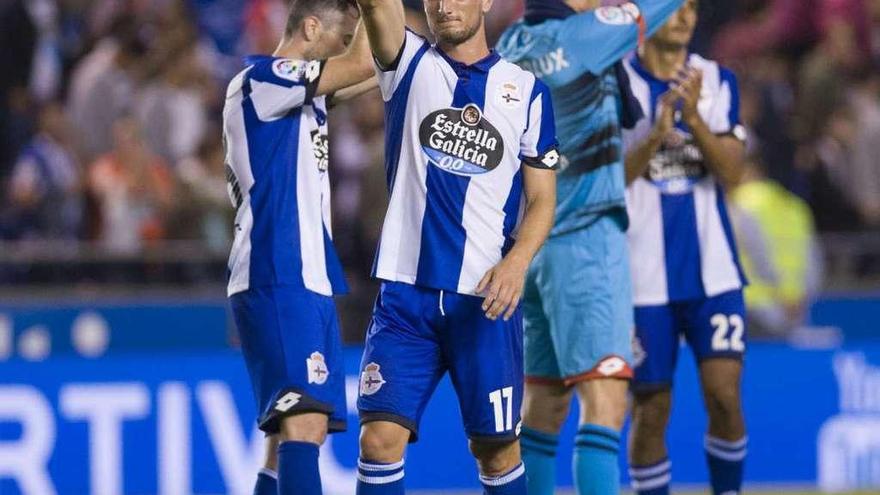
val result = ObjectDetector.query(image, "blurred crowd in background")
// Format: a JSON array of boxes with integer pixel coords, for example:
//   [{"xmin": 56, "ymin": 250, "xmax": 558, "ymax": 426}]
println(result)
[{"xmin": 0, "ymin": 0, "xmax": 878, "ymax": 340}]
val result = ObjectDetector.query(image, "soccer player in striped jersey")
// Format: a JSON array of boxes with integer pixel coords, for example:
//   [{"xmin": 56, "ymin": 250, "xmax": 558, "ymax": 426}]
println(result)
[
  {"xmin": 623, "ymin": 1, "xmax": 748, "ymax": 493},
  {"xmin": 496, "ymin": 1, "xmax": 683, "ymax": 494},
  {"xmin": 353, "ymin": 0, "xmax": 559, "ymax": 493},
  {"xmin": 222, "ymin": 1, "xmax": 375, "ymax": 494}
]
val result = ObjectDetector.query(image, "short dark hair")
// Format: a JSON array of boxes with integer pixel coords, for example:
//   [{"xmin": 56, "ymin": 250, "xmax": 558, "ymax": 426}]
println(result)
[{"xmin": 284, "ymin": 0, "xmax": 359, "ymax": 38}]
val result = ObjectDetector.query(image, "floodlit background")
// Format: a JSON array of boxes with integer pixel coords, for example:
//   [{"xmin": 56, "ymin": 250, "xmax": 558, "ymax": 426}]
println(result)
[{"xmin": 0, "ymin": 0, "xmax": 879, "ymax": 493}]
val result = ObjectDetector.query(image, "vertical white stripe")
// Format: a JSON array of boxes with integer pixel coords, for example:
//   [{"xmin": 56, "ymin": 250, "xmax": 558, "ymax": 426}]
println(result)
[
  {"xmin": 375, "ymin": 60, "xmax": 438, "ymax": 284},
  {"xmin": 626, "ymin": 179, "xmax": 669, "ymax": 305},
  {"xmin": 458, "ymin": 64, "xmax": 530, "ymax": 294},
  {"xmin": 297, "ymin": 106, "xmax": 332, "ymax": 296},
  {"xmin": 159, "ymin": 383, "xmax": 190, "ymax": 495},
  {"xmin": 694, "ymin": 180, "xmax": 742, "ymax": 297},
  {"xmin": 224, "ymin": 82, "xmax": 256, "ymax": 296}
]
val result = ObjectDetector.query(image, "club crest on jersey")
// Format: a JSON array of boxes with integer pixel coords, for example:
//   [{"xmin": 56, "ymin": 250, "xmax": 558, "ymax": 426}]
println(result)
[
  {"xmin": 359, "ymin": 363, "xmax": 386, "ymax": 396},
  {"xmin": 419, "ymin": 104, "xmax": 504, "ymax": 176},
  {"xmin": 495, "ymin": 82, "xmax": 522, "ymax": 109},
  {"xmin": 307, "ymin": 352, "xmax": 329, "ymax": 385}
]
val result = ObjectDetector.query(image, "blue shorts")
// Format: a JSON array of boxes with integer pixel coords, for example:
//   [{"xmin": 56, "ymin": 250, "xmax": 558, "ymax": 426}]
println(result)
[
  {"xmin": 633, "ymin": 290, "xmax": 747, "ymax": 392},
  {"xmin": 357, "ymin": 282, "xmax": 523, "ymax": 443},
  {"xmin": 230, "ymin": 285, "xmax": 347, "ymax": 434},
  {"xmin": 523, "ymin": 213, "xmax": 634, "ymax": 385}
]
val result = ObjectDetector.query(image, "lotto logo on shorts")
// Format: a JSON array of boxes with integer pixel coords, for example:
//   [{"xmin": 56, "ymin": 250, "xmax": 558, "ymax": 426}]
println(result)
[
  {"xmin": 597, "ymin": 356, "xmax": 627, "ymax": 377},
  {"xmin": 274, "ymin": 392, "xmax": 302, "ymax": 412},
  {"xmin": 359, "ymin": 363, "xmax": 386, "ymax": 396},
  {"xmin": 307, "ymin": 351, "xmax": 329, "ymax": 385}
]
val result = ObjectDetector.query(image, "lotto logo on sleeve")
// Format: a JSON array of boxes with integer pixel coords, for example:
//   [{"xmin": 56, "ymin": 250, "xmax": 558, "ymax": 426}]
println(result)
[{"xmin": 419, "ymin": 104, "xmax": 504, "ymax": 176}]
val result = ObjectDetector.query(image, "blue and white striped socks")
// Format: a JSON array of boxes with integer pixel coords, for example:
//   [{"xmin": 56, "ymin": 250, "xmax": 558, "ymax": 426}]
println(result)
[
  {"xmin": 356, "ymin": 458, "xmax": 405, "ymax": 495},
  {"xmin": 629, "ymin": 458, "xmax": 671, "ymax": 495},
  {"xmin": 479, "ymin": 462, "xmax": 527, "ymax": 494},
  {"xmin": 705, "ymin": 435, "xmax": 747, "ymax": 495}
]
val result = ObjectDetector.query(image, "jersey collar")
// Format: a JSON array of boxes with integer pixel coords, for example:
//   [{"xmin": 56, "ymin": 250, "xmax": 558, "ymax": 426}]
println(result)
[{"xmin": 434, "ymin": 45, "xmax": 502, "ymax": 74}]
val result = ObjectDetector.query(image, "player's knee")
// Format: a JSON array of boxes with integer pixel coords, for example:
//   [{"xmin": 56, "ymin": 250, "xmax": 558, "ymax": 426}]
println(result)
[
  {"xmin": 359, "ymin": 421, "xmax": 409, "ymax": 463},
  {"xmin": 469, "ymin": 439, "xmax": 520, "ymax": 477},
  {"xmin": 631, "ymin": 391, "xmax": 672, "ymax": 436},
  {"xmin": 576, "ymin": 379, "xmax": 628, "ymax": 430},
  {"xmin": 522, "ymin": 390, "xmax": 570, "ymax": 432},
  {"xmin": 703, "ymin": 384, "xmax": 742, "ymax": 425},
  {"xmin": 278, "ymin": 412, "xmax": 328, "ymax": 445}
]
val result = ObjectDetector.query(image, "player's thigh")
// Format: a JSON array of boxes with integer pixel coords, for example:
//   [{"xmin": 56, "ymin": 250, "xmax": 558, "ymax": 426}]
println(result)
[
  {"xmin": 522, "ymin": 256, "xmax": 564, "ymax": 383},
  {"xmin": 699, "ymin": 358, "xmax": 744, "ymax": 412},
  {"xmin": 632, "ymin": 304, "xmax": 679, "ymax": 392},
  {"xmin": 357, "ymin": 282, "xmax": 444, "ymax": 443},
  {"xmin": 539, "ymin": 216, "xmax": 634, "ymax": 383},
  {"xmin": 522, "ymin": 381, "xmax": 573, "ymax": 433},
  {"xmin": 230, "ymin": 286, "xmax": 344, "ymax": 435},
  {"xmin": 682, "ymin": 290, "xmax": 748, "ymax": 364},
  {"xmin": 443, "ymin": 293, "xmax": 523, "ymax": 443}
]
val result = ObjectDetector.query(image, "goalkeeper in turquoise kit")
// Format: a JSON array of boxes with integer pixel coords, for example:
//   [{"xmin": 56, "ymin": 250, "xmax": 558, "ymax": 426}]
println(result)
[{"xmin": 496, "ymin": 0, "xmax": 683, "ymax": 494}]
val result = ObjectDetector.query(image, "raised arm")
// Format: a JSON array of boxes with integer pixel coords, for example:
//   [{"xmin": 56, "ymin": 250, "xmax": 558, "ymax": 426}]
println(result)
[
  {"xmin": 355, "ymin": 0, "xmax": 407, "ymax": 67},
  {"xmin": 316, "ymin": 19, "xmax": 375, "ymax": 97},
  {"xmin": 562, "ymin": 0, "xmax": 685, "ymax": 74}
]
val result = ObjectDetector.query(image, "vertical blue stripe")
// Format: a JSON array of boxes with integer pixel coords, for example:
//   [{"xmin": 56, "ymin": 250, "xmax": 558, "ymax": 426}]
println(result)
[
  {"xmin": 241, "ymin": 77, "xmax": 304, "ymax": 288},
  {"xmin": 323, "ymin": 225, "xmax": 348, "ymax": 294},
  {"xmin": 661, "ymin": 192, "xmax": 704, "ymax": 300},
  {"xmin": 501, "ymin": 171, "xmax": 524, "ymax": 255},
  {"xmin": 383, "ymin": 42, "xmax": 431, "ymax": 193},
  {"xmin": 715, "ymin": 182, "xmax": 747, "ymax": 285},
  {"xmin": 719, "ymin": 67, "xmax": 741, "ymax": 128},
  {"xmin": 415, "ymin": 60, "xmax": 491, "ymax": 289}
]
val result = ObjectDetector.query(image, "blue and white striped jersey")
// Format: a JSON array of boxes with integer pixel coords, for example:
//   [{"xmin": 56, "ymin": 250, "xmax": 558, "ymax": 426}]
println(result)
[
  {"xmin": 623, "ymin": 53, "xmax": 747, "ymax": 305},
  {"xmin": 223, "ymin": 55, "xmax": 347, "ymax": 297},
  {"xmin": 373, "ymin": 30, "xmax": 559, "ymax": 295}
]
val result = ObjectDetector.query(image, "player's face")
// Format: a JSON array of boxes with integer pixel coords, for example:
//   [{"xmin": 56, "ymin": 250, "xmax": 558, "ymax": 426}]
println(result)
[
  {"xmin": 312, "ymin": 7, "xmax": 360, "ymax": 60},
  {"xmin": 654, "ymin": 0, "xmax": 698, "ymax": 47},
  {"xmin": 424, "ymin": 0, "xmax": 491, "ymax": 46}
]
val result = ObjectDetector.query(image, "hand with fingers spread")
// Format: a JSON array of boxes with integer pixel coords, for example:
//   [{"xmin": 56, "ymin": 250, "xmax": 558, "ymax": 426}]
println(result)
[{"xmin": 476, "ymin": 255, "xmax": 530, "ymax": 321}]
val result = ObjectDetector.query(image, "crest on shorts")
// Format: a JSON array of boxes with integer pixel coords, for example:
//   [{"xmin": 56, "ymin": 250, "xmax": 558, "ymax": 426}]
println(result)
[
  {"xmin": 632, "ymin": 333, "xmax": 646, "ymax": 368},
  {"xmin": 359, "ymin": 362, "xmax": 386, "ymax": 396},
  {"xmin": 307, "ymin": 351, "xmax": 329, "ymax": 385}
]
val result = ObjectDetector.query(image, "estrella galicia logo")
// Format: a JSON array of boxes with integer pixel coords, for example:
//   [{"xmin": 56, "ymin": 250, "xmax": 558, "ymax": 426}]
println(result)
[
  {"xmin": 419, "ymin": 104, "xmax": 504, "ymax": 176},
  {"xmin": 647, "ymin": 130, "xmax": 708, "ymax": 195}
]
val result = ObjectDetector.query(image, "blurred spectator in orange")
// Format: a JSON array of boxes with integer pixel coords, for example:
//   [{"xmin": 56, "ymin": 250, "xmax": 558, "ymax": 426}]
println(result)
[
  {"xmin": 4, "ymin": 102, "xmax": 82, "ymax": 240},
  {"xmin": 87, "ymin": 117, "xmax": 173, "ymax": 253},
  {"xmin": 67, "ymin": 18, "xmax": 148, "ymax": 162}
]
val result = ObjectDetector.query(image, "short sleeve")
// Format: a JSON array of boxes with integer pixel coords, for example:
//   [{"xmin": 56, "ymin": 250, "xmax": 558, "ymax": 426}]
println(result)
[
  {"xmin": 375, "ymin": 29, "xmax": 430, "ymax": 102},
  {"xmin": 715, "ymin": 67, "xmax": 747, "ymax": 142},
  {"xmin": 248, "ymin": 58, "xmax": 325, "ymax": 121},
  {"xmin": 520, "ymin": 78, "xmax": 560, "ymax": 170}
]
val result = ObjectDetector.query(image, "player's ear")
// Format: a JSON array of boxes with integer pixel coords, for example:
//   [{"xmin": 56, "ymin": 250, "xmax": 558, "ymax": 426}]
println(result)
[
  {"xmin": 481, "ymin": 0, "xmax": 493, "ymax": 14},
  {"xmin": 301, "ymin": 15, "xmax": 321, "ymax": 43}
]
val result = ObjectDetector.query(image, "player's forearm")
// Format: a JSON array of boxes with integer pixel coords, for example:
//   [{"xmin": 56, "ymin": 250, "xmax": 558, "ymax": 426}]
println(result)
[
  {"xmin": 317, "ymin": 21, "xmax": 374, "ymax": 96},
  {"xmin": 687, "ymin": 117, "xmax": 745, "ymax": 188},
  {"xmin": 505, "ymin": 187, "xmax": 556, "ymax": 269},
  {"xmin": 625, "ymin": 131, "xmax": 664, "ymax": 185},
  {"xmin": 355, "ymin": 0, "xmax": 406, "ymax": 67},
  {"xmin": 330, "ymin": 76, "xmax": 378, "ymax": 104}
]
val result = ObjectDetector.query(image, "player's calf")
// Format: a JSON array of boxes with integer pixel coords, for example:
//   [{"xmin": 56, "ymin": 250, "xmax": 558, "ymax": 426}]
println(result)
[
  {"xmin": 700, "ymin": 359, "xmax": 747, "ymax": 495},
  {"xmin": 275, "ymin": 413, "xmax": 330, "ymax": 495},
  {"xmin": 357, "ymin": 421, "xmax": 409, "ymax": 495},
  {"xmin": 629, "ymin": 390, "xmax": 673, "ymax": 495},
  {"xmin": 470, "ymin": 440, "xmax": 526, "ymax": 495}
]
